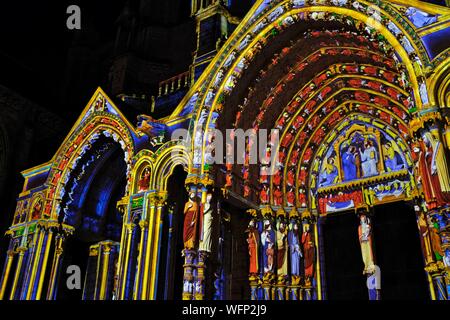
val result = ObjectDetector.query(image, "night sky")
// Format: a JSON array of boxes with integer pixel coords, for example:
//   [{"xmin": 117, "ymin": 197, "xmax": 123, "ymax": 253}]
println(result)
[
  {"xmin": 0, "ymin": 1, "xmax": 145, "ymax": 268},
  {"xmin": 0, "ymin": 1, "xmax": 123, "ymax": 117}
]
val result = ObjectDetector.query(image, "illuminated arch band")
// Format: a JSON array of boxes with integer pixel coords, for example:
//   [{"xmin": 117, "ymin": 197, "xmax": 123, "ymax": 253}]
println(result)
[
  {"xmin": 131, "ymin": 141, "xmax": 191, "ymax": 193},
  {"xmin": 168, "ymin": 0, "xmax": 434, "ymax": 179}
]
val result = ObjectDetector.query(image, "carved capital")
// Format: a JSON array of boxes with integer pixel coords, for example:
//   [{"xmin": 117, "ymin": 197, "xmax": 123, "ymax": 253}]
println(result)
[
  {"xmin": 89, "ymin": 245, "xmax": 99, "ymax": 257},
  {"xmin": 249, "ymin": 274, "xmax": 261, "ymax": 284},
  {"xmin": 102, "ymin": 245, "xmax": 112, "ymax": 254},
  {"xmin": 116, "ymin": 196, "xmax": 129, "ymax": 215},
  {"xmin": 262, "ymin": 272, "xmax": 275, "ymax": 285},
  {"xmin": 148, "ymin": 192, "xmax": 167, "ymax": 207},
  {"xmin": 199, "ymin": 174, "xmax": 214, "ymax": 188},
  {"xmin": 410, "ymin": 111, "xmax": 443, "ymax": 135},
  {"xmin": 301, "ymin": 209, "xmax": 314, "ymax": 222},
  {"xmin": 247, "ymin": 209, "xmax": 258, "ymax": 218},
  {"xmin": 260, "ymin": 205, "xmax": 274, "ymax": 218},
  {"xmin": 276, "ymin": 207, "xmax": 287, "ymax": 218},
  {"xmin": 185, "ymin": 175, "xmax": 200, "ymax": 187},
  {"xmin": 139, "ymin": 220, "xmax": 149, "ymax": 229},
  {"xmin": 425, "ymin": 261, "xmax": 446, "ymax": 275},
  {"xmin": 6, "ymin": 250, "xmax": 15, "ymax": 257},
  {"xmin": 289, "ymin": 207, "xmax": 300, "ymax": 219},
  {"xmin": 16, "ymin": 246, "xmax": 28, "ymax": 254},
  {"xmin": 61, "ymin": 223, "xmax": 75, "ymax": 237}
]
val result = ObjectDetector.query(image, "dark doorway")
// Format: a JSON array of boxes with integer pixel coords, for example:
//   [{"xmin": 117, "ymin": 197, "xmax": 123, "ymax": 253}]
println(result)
[
  {"xmin": 55, "ymin": 138, "xmax": 126, "ymax": 300},
  {"xmin": 372, "ymin": 201, "xmax": 429, "ymax": 300},
  {"xmin": 222, "ymin": 200, "xmax": 250, "ymax": 300},
  {"xmin": 322, "ymin": 211, "xmax": 368, "ymax": 300}
]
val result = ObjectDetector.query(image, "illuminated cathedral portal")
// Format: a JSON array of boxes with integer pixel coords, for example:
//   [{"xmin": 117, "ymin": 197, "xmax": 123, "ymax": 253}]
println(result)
[{"xmin": 1, "ymin": 0, "xmax": 450, "ymax": 300}]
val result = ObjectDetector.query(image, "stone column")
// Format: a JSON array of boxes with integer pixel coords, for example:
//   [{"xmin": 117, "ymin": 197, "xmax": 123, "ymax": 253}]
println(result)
[
  {"xmin": 114, "ymin": 200, "xmax": 129, "ymax": 300},
  {"xmin": 162, "ymin": 203, "xmax": 177, "ymax": 299},
  {"xmin": 46, "ymin": 231, "xmax": 69, "ymax": 300},
  {"xmin": 212, "ymin": 199, "xmax": 225, "ymax": 300},
  {"xmin": 195, "ymin": 250, "xmax": 208, "ymax": 300},
  {"xmin": 439, "ymin": 208, "xmax": 450, "ymax": 298},
  {"xmin": 119, "ymin": 223, "xmax": 136, "ymax": 300},
  {"xmin": 425, "ymin": 261, "xmax": 448, "ymax": 300},
  {"xmin": 82, "ymin": 244, "xmax": 100, "ymax": 300},
  {"xmin": 249, "ymin": 276, "xmax": 259, "ymax": 300},
  {"xmin": 182, "ymin": 249, "xmax": 197, "ymax": 300},
  {"xmin": 134, "ymin": 192, "xmax": 155, "ymax": 300},
  {"xmin": 18, "ymin": 227, "xmax": 40, "ymax": 300},
  {"xmin": 99, "ymin": 243, "xmax": 112, "ymax": 300},
  {"xmin": 149, "ymin": 193, "xmax": 167, "ymax": 299},
  {"xmin": 134, "ymin": 219, "xmax": 148, "ymax": 300},
  {"xmin": 35, "ymin": 225, "xmax": 56, "ymax": 300},
  {"xmin": 0, "ymin": 247, "xmax": 15, "ymax": 300},
  {"xmin": 25, "ymin": 224, "xmax": 47, "ymax": 300},
  {"xmin": 132, "ymin": 192, "xmax": 168, "ymax": 300},
  {"xmin": 9, "ymin": 247, "xmax": 27, "ymax": 300},
  {"xmin": 428, "ymin": 208, "xmax": 450, "ymax": 299}
]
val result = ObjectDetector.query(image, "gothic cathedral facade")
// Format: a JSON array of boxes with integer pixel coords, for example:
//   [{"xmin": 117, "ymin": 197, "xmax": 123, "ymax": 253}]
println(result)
[{"xmin": 1, "ymin": 0, "xmax": 450, "ymax": 300}]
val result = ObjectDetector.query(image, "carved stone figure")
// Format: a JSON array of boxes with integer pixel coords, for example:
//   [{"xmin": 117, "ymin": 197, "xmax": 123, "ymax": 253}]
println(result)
[
  {"xmin": 199, "ymin": 193, "xmax": 213, "ymax": 253},
  {"xmin": 358, "ymin": 214, "xmax": 376, "ymax": 274},
  {"xmin": 183, "ymin": 191, "xmax": 199, "ymax": 249},
  {"xmin": 137, "ymin": 167, "xmax": 150, "ymax": 192},
  {"xmin": 247, "ymin": 220, "xmax": 259, "ymax": 275}
]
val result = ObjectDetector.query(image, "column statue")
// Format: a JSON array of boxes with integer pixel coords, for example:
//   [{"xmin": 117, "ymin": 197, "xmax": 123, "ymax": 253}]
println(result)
[
  {"xmin": 418, "ymin": 211, "xmax": 434, "ymax": 264},
  {"xmin": 246, "ymin": 220, "xmax": 259, "ymax": 275},
  {"xmin": 183, "ymin": 191, "xmax": 199, "ymax": 249},
  {"xmin": 199, "ymin": 192, "xmax": 213, "ymax": 253},
  {"xmin": 261, "ymin": 220, "xmax": 275, "ymax": 274},
  {"xmin": 415, "ymin": 142, "xmax": 437, "ymax": 206},
  {"xmin": 137, "ymin": 167, "xmax": 150, "ymax": 192},
  {"xmin": 427, "ymin": 215, "xmax": 444, "ymax": 261},
  {"xmin": 301, "ymin": 222, "xmax": 315, "ymax": 286},
  {"xmin": 288, "ymin": 221, "xmax": 302, "ymax": 285},
  {"xmin": 358, "ymin": 214, "xmax": 376, "ymax": 275},
  {"xmin": 276, "ymin": 221, "xmax": 288, "ymax": 278},
  {"xmin": 422, "ymin": 131, "xmax": 450, "ymax": 204}
]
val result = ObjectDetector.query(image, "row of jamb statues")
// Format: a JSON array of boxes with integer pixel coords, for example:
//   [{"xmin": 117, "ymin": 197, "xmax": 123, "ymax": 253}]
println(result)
[
  {"xmin": 246, "ymin": 210, "xmax": 380, "ymax": 300},
  {"xmin": 246, "ymin": 213, "xmax": 316, "ymax": 289}
]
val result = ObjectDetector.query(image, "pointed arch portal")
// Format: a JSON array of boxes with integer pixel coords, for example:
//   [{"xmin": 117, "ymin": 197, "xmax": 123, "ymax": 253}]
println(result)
[
  {"xmin": 1, "ymin": 0, "xmax": 450, "ymax": 301},
  {"xmin": 169, "ymin": 0, "xmax": 450, "ymax": 301}
]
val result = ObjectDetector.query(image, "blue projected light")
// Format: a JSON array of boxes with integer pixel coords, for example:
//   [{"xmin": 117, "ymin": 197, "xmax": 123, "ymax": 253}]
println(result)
[{"xmin": 422, "ymin": 28, "xmax": 450, "ymax": 59}]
